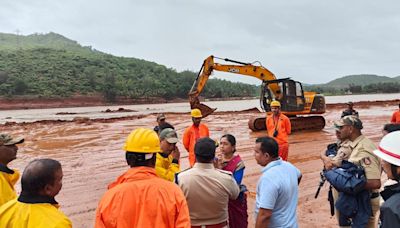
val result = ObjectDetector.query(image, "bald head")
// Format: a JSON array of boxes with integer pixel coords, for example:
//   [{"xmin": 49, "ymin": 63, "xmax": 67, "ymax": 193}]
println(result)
[{"xmin": 21, "ymin": 159, "xmax": 62, "ymax": 196}]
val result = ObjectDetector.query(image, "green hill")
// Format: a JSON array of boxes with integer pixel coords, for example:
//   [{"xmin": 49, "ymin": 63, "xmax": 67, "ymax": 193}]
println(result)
[
  {"xmin": 0, "ymin": 32, "xmax": 258, "ymax": 101},
  {"xmin": 324, "ymin": 74, "xmax": 398, "ymax": 88},
  {"xmin": 304, "ymin": 74, "xmax": 400, "ymax": 95},
  {"xmin": 0, "ymin": 32, "xmax": 97, "ymax": 54}
]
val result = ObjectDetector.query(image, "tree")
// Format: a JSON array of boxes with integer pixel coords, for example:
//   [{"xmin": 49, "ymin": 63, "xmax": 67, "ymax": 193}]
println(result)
[
  {"xmin": 102, "ymin": 73, "xmax": 117, "ymax": 102},
  {"xmin": 12, "ymin": 78, "xmax": 28, "ymax": 95}
]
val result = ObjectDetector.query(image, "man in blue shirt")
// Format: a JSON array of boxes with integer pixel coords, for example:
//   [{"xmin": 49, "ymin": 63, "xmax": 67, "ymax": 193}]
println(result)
[{"xmin": 254, "ymin": 137, "xmax": 302, "ymax": 228}]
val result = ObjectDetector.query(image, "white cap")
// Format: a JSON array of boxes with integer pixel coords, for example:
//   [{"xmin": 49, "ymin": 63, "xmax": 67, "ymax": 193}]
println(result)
[{"xmin": 373, "ymin": 131, "xmax": 400, "ymax": 166}]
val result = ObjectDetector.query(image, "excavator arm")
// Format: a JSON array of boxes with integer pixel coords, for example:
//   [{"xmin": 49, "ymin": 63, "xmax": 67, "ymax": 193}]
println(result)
[{"xmin": 189, "ymin": 55, "xmax": 281, "ymax": 117}]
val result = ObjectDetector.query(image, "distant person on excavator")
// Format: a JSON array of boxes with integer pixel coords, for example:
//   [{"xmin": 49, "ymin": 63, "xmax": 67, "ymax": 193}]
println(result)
[
  {"xmin": 183, "ymin": 108, "xmax": 210, "ymax": 167},
  {"xmin": 266, "ymin": 101, "xmax": 291, "ymax": 161},
  {"xmin": 341, "ymin": 102, "xmax": 359, "ymax": 118}
]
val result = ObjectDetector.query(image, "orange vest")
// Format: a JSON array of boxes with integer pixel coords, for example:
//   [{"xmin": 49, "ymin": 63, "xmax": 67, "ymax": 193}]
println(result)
[
  {"xmin": 391, "ymin": 110, "xmax": 400, "ymax": 123},
  {"xmin": 95, "ymin": 167, "xmax": 190, "ymax": 228},
  {"xmin": 183, "ymin": 124, "xmax": 210, "ymax": 167},
  {"xmin": 266, "ymin": 113, "xmax": 291, "ymax": 145}
]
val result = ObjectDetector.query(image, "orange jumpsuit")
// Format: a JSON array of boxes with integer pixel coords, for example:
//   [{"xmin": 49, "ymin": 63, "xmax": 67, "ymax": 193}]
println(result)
[
  {"xmin": 183, "ymin": 124, "xmax": 209, "ymax": 167},
  {"xmin": 391, "ymin": 110, "xmax": 400, "ymax": 123},
  {"xmin": 266, "ymin": 113, "xmax": 291, "ymax": 161},
  {"xmin": 95, "ymin": 167, "xmax": 190, "ymax": 228}
]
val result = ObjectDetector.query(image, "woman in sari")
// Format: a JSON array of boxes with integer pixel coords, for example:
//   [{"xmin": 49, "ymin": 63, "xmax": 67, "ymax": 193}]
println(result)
[{"xmin": 216, "ymin": 134, "xmax": 248, "ymax": 228}]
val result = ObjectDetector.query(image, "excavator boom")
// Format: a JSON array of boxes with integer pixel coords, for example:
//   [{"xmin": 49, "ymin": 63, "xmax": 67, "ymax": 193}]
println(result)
[{"xmin": 189, "ymin": 55, "xmax": 279, "ymax": 117}]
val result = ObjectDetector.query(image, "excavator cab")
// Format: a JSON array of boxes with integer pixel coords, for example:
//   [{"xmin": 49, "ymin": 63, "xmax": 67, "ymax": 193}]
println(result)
[{"xmin": 261, "ymin": 79, "xmax": 306, "ymax": 114}]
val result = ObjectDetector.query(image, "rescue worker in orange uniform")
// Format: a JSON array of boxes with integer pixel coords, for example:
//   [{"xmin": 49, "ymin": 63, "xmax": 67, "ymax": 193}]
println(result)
[
  {"xmin": 95, "ymin": 128, "xmax": 190, "ymax": 228},
  {"xmin": 266, "ymin": 101, "xmax": 291, "ymax": 161},
  {"xmin": 391, "ymin": 103, "xmax": 400, "ymax": 123},
  {"xmin": 183, "ymin": 109, "xmax": 210, "ymax": 167},
  {"xmin": 0, "ymin": 134, "xmax": 24, "ymax": 207}
]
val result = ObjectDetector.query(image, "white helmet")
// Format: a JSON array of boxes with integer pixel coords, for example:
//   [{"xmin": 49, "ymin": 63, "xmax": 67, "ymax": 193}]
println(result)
[{"xmin": 373, "ymin": 131, "xmax": 400, "ymax": 166}]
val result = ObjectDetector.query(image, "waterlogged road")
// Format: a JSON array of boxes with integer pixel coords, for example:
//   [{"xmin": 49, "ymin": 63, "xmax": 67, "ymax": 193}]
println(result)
[
  {"xmin": 1, "ymin": 99, "xmax": 396, "ymax": 227},
  {"xmin": 1, "ymin": 93, "xmax": 399, "ymax": 124}
]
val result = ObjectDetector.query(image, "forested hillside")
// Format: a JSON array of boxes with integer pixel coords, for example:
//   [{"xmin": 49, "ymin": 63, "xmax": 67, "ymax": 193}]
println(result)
[
  {"xmin": 0, "ymin": 32, "xmax": 258, "ymax": 102},
  {"xmin": 1, "ymin": 32, "xmax": 398, "ymax": 101},
  {"xmin": 304, "ymin": 74, "xmax": 400, "ymax": 95},
  {"xmin": 324, "ymin": 74, "xmax": 398, "ymax": 88}
]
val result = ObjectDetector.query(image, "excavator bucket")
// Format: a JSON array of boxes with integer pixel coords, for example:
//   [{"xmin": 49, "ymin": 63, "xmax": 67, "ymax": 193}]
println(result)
[{"xmin": 189, "ymin": 95, "xmax": 217, "ymax": 118}]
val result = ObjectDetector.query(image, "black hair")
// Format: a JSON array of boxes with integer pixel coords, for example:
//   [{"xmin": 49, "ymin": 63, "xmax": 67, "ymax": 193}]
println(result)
[
  {"xmin": 194, "ymin": 137, "xmax": 216, "ymax": 162},
  {"xmin": 196, "ymin": 156, "xmax": 211, "ymax": 163},
  {"xmin": 383, "ymin": 123, "xmax": 400, "ymax": 133},
  {"xmin": 126, "ymin": 152, "xmax": 155, "ymax": 167},
  {"xmin": 255, "ymin": 137, "xmax": 279, "ymax": 158},
  {"xmin": 158, "ymin": 122, "xmax": 175, "ymax": 132},
  {"xmin": 221, "ymin": 134, "xmax": 236, "ymax": 153},
  {"xmin": 221, "ymin": 134, "xmax": 236, "ymax": 146},
  {"xmin": 21, "ymin": 159, "xmax": 62, "ymax": 194},
  {"xmin": 390, "ymin": 164, "xmax": 400, "ymax": 181}
]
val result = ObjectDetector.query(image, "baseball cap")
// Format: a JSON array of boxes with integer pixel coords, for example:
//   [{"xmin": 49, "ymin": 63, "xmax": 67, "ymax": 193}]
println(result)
[
  {"xmin": 194, "ymin": 137, "xmax": 216, "ymax": 158},
  {"xmin": 157, "ymin": 114, "xmax": 166, "ymax": 121},
  {"xmin": 159, "ymin": 128, "xmax": 178, "ymax": 144},
  {"xmin": 334, "ymin": 115, "xmax": 363, "ymax": 130},
  {"xmin": 0, "ymin": 134, "xmax": 24, "ymax": 146},
  {"xmin": 346, "ymin": 101, "xmax": 354, "ymax": 105}
]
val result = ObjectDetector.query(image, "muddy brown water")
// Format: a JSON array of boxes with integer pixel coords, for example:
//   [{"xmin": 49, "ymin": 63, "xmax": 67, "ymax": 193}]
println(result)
[
  {"xmin": 1, "ymin": 93, "xmax": 399, "ymax": 124},
  {"xmin": 1, "ymin": 100, "xmax": 398, "ymax": 227}
]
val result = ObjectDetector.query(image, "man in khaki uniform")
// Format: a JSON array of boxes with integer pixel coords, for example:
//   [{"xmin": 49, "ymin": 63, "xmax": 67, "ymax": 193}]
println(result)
[
  {"xmin": 176, "ymin": 137, "xmax": 240, "ymax": 228},
  {"xmin": 321, "ymin": 121, "xmax": 363, "ymax": 225},
  {"xmin": 333, "ymin": 115, "xmax": 381, "ymax": 228},
  {"xmin": 320, "ymin": 128, "xmax": 352, "ymax": 169}
]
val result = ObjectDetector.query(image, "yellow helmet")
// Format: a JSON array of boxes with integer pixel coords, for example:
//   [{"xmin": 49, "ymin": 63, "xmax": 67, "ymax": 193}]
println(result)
[
  {"xmin": 123, "ymin": 128, "xmax": 161, "ymax": 153},
  {"xmin": 191, "ymin": 108, "xmax": 202, "ymax": 118},
  {"xmin": 270, "ymin": 100, "xmax": 281, "ymax": 107}
]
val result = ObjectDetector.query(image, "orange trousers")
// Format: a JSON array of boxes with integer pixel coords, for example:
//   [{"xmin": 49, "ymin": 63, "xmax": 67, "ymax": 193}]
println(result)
[{"xmin": 279, "ymin": 143, "xmax": 289, "ymax": 161}]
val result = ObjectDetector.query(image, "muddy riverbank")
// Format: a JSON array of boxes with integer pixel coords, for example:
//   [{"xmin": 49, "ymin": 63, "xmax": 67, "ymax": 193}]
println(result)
[
  {"xmin": 0, "ymin": 95, "xmax": 189, "ymax": 110},
  {"xmin": 1, "ymin": 100, "xmax": 397, "ymax": 227},
  {"xmin": 0, "ymin": 95, "xmax": 257, "ymax": 111}
]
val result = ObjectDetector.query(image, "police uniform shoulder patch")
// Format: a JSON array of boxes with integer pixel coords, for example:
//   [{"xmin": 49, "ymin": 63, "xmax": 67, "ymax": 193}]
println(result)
[{"xmin": 362, "ymin": 157, "xmax": 371, "ymax": 165}]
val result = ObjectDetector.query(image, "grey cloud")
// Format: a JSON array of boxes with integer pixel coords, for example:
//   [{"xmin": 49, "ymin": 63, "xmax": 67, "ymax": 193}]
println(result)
[{"xmin": 1, "ymin": 0, "xmax": 399, "ymax": 84}]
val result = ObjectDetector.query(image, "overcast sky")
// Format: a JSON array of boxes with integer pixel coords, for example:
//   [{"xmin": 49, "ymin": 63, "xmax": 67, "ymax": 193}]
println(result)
[{"xmin": 1, "ymin": 0, "xmax": 399, "ymax": 85}]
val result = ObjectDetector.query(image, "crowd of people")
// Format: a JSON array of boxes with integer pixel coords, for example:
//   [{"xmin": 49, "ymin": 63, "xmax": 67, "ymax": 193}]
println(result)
[{"xmin": 0, "ymin": 102, "xmax": 399, "ymax": 227}]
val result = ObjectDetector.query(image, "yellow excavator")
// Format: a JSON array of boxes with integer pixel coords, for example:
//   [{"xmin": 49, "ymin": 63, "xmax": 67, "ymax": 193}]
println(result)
[{"xmin": 189, "ymin": 55, "xmax": 326, "ymax": 131}]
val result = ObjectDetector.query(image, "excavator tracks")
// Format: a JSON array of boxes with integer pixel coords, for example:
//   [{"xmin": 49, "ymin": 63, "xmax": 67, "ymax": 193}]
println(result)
[{"xmin": 248, "ymin": 116, "xmax": 325, "ymax": 132}]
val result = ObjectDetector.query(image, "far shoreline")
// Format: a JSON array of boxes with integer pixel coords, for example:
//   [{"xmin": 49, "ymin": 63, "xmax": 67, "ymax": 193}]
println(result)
[
  {"xmin": 0, "ymin": 95, "xmax": 257, "ymax": 111},
  {"xmin": 0, "ymin": 93, "xmax": 399, "ymax": 111}
]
